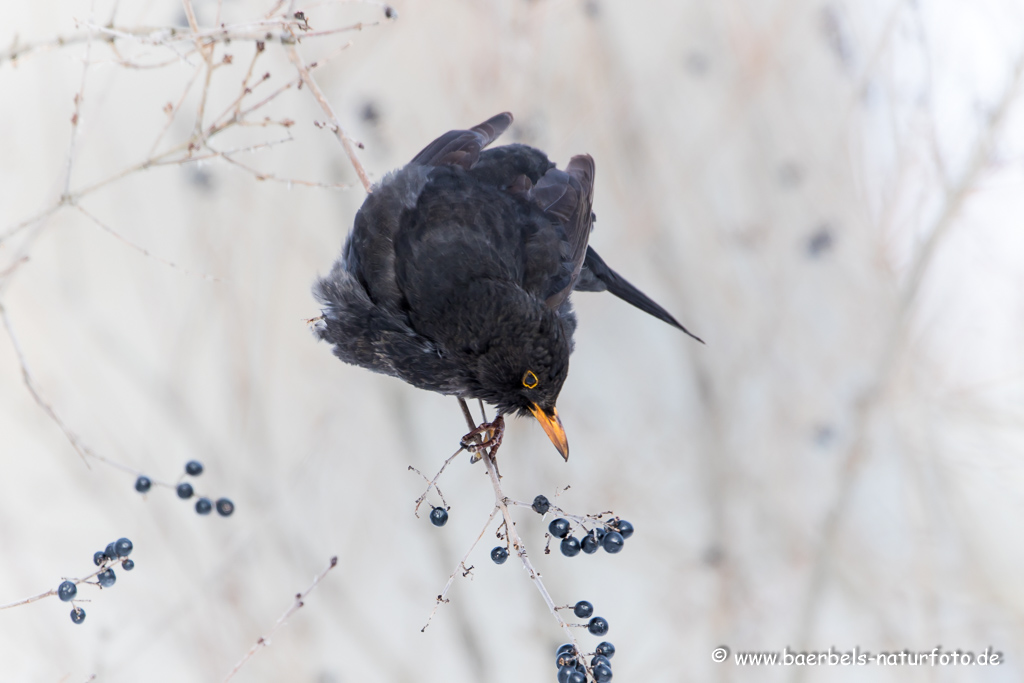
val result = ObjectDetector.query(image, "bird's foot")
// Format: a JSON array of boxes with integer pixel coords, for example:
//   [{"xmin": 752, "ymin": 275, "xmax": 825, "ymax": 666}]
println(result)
[{"xmin": 461, "ymin": 415, "xmax": 505, "ymax": 461}]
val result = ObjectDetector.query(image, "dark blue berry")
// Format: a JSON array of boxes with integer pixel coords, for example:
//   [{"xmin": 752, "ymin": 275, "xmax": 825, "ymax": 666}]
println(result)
[
  {"xmin": 97, "ymin": 569, "xmax": 116, "ymax": 588},
  {"xmin": 593, "ymin": 662, "xmax": 613, "ymax": 682},
  {"xmin": 601, "ymin": 531, "xmax": 625, "ymax": 554},
  {"xmin": 573, "ymin": 600, "xmax": 593, "ymax": 618},
  {"xmin": 104, "ymin": 542, "xmax": 117, "ymax": 560},
  {"xmin": 429, "ymin": 507, "xmax": 448, "ymax": 527},
  {"xmin": 548, "ymin": 518, "xmax": 570, "ymax": 538},
  {"xmin": 57, "ymin": 581, "xmax": 76, "ymax": 602},
  {"xmin": 121, "ymin": 559, "xmax": 135, "ymax": 571},
  {"xmin": 581, "ymin": 532, "xmax": 600, "ymax": 554},
  {"xmin": 176, "ymin": 482, "xmax": 194, "ymax": 499},
  {"xmin": 556, "ymin": 665, "xmax": 573, "ymax": 683},
  {"xmin": 591, "ymin": 655, "xmax": 612, "ymax": 669},
  {"xmin": 556, "ymin": 643, "xmax": 575, "ymax": 656},
  {"xmin": 93, "ymin": 551, "xmax": 107, "ymax": 566},
  {"xmin": 114, "ymin": 538, "xmax": 133, "ymax": 557},
  {"xmin": 70, "ymin": 607, "xmax": 86, "ymax": 624},
  {"xmin": 594, "ymin": 527, "xmax": 607, "ymax": 542},
  {"xmin": 556, "ymin": 650, "xmax": 576, "ymax": 669},
  {"xmin": 195, "ymin": 497, "xmax": 213, "ymax": 515},
  {"xmin": 560, "ymin": 536, "xmax": 581, "ymax": 557},
  {"xmin": 595, "ymin": 641, "xmax": 616, "ymax": 659},
  {"xmin": 215, "ymin": 498, "xmax": 235, "ymax": 516},
  {"xmin": 134, "ymin": 475, "xmax": 152, "ymax": 493},
  {"xmin": 567, "ymin": 672, "xmax": 586, "ymax": 683},
  {"xmin": 490, "ymin": 546, "xmax": 508, "ymax": 564},
  {"xmin": 531, "ymin": 495, "xmax": 550, "ymax": 514},
  {"xmin": 588, "ymin": 616, "xmax": 609, "ymax": 636},
  {"xmin": 185, "ymin": 460, "xmax": 204, "ymax": 476},
  {"xmin": 615, "ymin": 520, "xmax": 634, "ymax": 539}
]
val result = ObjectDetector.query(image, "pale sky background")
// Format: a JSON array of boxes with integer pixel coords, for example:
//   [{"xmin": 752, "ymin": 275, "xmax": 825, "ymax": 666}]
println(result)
[{"xmin": 2, "ymin": 1, "xmax": 1024, "ymax": 682}]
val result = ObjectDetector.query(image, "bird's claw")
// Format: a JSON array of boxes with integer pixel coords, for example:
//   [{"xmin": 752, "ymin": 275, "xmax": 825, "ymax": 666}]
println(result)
[{"xmin": 461, "ymin": 415, "xmax": 505, "ymax": 460}]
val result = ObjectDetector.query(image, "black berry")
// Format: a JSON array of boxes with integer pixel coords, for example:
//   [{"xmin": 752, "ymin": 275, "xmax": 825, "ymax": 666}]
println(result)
[
  {"xmin": 556, "ymin": 650, "xmax": 576, "ymax": 669},
  {"xmin": 104, "ymin": 543, "xmax": 117, "ymax": 561},
  {"xmin": 57, "ymin": 581, "xmax": 77, "ymax": 602},
  {"xmin": 560, "ymin": 536, "xmax": 581, "ymax": 557},
  {"xmin": 601, "ymin": 531, "xmax": 625, "ymax": 554},
  {"xmin": 531, "ymin": 494, "xmax": 550, "ymax": 514},
  {"xmin": 548, "ymin": 518, "xmax": 571, "ymax": 538},
  {"xmin": 70, "ymin": 607, "xmax": 86, "ymax": 624},
  {"xmin": 185, "ymin": 460, "xmax": 204, "ymax": 476},
  {"xmin": 121, "ymin": 559, "xmax": 135, "ymax": 571},
  {"xmin": 593, "ymin": 662, "xmax": 613, "ymax": 682},
  {"xmin": 591, "ymin": 655, "xmax": 612, "ymax": 669},
  {"xmin": 567, "ymin": 671, "xmax": 586, "ymax": 683},
  {"xmin": 594, "ymin": 527, "xmax": 607, "ymax": 542},
  {"xmin": 556, "ymin": 665, "xmax": 575, "ymax": 683},
  {"xmin": 588, "ymin": 616, "xmax": 609, "ymax": 636},
  {"xmin": 195, "ymin": 497, "xmax": 213, "ymax": 515},
  {"xmin": 573, "ymin": 600, "xmax": 593, "ymax": 618},
  {"xmin": 134, "ymin": 475, "xmax": 152, "ymax": 493},
  {"xmin": 556, "ymin": 643, "xmax": 575, "ymax": 657},
  {"xmin": 490, "ymin": 546, "xmax": 508, "ymax": 564},
  {"xmin": 215, "ymin": 498, "xmax": 235, "ymax": 516},
  {"xmin": 429, "ymin": 507, "xmax": 448, "ymax": 527},
  {"xmin": 114, "ymin": 538, "xmax": 133, "ymax": 557},
  {"xmin": 93, "ymin": 551, "xmax": 107, "ymax": 566},
  {"xmin": 176, "ymin": 482, "xmax": 194, "ymax": 499},
  {"xmin": 615, "ymin": 519, "xmax": 634, "ymax": 539},
  {"xmin": 595, "ymin": 641, "xmax": 616, "ymax": 659},
  {"xmin": 97, "ymin": 569, "xmax": 116, "ymax": 588},
  {"xmin": 581, "ymin": 532, "xmax": 600, "ymax": 554}
]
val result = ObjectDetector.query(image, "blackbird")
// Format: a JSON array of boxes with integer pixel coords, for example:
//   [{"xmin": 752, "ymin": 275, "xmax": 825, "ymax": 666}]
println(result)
[{"xmin": 313, "ymin": 112, "xmax": 700, "ymax": 460}]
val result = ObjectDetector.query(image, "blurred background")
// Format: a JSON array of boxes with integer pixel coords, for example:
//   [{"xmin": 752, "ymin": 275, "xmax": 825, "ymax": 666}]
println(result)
[{"xmin": 2, "ymin": 0, "xmax": 1024, "ymax": 681}]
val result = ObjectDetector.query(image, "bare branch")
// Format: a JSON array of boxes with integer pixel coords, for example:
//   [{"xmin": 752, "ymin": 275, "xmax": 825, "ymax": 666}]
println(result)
[
  {"xmin": 285, "ymin": 42, "xmax": 372, "ymax": 192},
  {"xmin": 222, "ymin": 556, "xmax": 339, "ymax": 683}
]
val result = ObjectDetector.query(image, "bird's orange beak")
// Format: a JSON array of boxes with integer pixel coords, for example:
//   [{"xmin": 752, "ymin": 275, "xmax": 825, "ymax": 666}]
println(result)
[{"xmin": 529, "ymin": 403, "xmax": 569, "ymax": 460}]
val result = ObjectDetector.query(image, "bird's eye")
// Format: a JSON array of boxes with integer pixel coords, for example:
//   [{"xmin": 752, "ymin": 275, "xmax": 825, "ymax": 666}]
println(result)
[{"xmin": 522, "ymin": 370, "xmax": 539, "ymax": 389}]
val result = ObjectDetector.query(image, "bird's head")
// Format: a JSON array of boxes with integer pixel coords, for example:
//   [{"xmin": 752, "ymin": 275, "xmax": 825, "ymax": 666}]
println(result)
[{"xmin": 468, "ymin": 304, "xmax": 572, "ymax": 460}]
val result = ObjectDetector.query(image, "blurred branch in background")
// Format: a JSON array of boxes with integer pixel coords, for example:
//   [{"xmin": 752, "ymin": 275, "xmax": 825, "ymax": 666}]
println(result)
[{"xmin": 796, "ymin": 47, "xmax": 1024, "ymax": 662}]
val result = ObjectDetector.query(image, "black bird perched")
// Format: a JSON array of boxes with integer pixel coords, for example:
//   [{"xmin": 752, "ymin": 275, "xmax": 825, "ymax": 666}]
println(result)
[{"xmin": 313, "ymin": 113, "xmax": 701, "ymax": 460}]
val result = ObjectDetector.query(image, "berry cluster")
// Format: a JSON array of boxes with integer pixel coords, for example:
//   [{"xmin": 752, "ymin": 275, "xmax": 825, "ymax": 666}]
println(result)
[
  {"xmin": 134, "ymin": 460, "xmax": 235, "ymax": 517},
  {"xmin": 59, "ymin": 536, "xmax": 136, "ymax": 624},
  {"xmin": 555, "ymin": 638, "xmax": 616, "ymax": 683},
  {"xmin": 548, "ymin": 517, "xmax": 634, "ymax": 558}
]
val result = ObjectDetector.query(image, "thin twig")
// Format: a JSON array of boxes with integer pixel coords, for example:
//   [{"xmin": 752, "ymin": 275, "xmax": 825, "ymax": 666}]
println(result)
[
  {"xmin": 0, "ymin": 558, "xmax": 118, "ymax": 610},
  {"xmin": 222, "ymin": 556, "xmax": 339, "ymax": 683},
  {"xmin": 285, "ymin": 42, "xmax": 372, "ymax": 192},
  {"xmin": 62, "ymin": 6, "xmax": 95, "ymax": 199},
  {"xmin": 409, "ymin": 446, "xmax": 466, "ymax": 516},
  {"xmin": 75, "ymin": 204, "xmax": 220, "ymax": 281},
  {"xmin": 0, "ymin": 304, "xmax": 91, "ymax": 467},
  {"xmin": 421, "ymin": 505, "xmax": 500, "ymax": 631},
  {"xmin": 456, "ymin": 399, "xmax": 583, "ymax": 654}
]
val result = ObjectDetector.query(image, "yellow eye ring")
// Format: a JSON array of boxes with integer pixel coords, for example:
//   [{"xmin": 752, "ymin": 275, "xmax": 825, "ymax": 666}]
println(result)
[{"xmin": 522, "ymin": 370, "xmax": 539, "ymax": 389}]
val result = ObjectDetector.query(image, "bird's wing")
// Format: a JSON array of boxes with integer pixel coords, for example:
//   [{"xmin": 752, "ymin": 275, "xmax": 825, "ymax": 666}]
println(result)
[
  {"xmin": 528, "ymin": 154, "xmax": 595, "ymax": 309},
  {"xmin": 576, "ymin": 247, "xmax": 704, "ymax": 343},
  {"xmin": 409, "ymin": 112, "xmax": 513, "ymax": 169}
]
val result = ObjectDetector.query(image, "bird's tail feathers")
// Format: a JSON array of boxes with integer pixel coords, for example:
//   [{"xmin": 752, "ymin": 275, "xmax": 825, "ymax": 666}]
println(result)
[{"xmin": 581, "ymin": 248, "xmax": 704, "ymax": 343}]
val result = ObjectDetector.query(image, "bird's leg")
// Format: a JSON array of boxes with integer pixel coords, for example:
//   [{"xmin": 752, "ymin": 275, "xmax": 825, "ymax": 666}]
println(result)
[{"xmin": 460, "ymin": 414, "xmax": 505, "ymax": 460}]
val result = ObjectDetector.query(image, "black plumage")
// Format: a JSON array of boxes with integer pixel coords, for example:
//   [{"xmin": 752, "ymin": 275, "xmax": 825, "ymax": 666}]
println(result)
[{"xmin": 313, "ymin": 113, "xmax": 700, "ymax": 460}]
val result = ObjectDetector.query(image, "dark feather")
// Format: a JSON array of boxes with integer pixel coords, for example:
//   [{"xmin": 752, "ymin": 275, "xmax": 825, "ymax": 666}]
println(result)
[{"xmin": 576, "ymin": 247, "xmax": 704, "ymax": 343}]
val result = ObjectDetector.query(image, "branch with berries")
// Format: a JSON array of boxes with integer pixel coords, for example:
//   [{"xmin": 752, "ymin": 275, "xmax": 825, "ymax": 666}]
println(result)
[{"xmin": 410, "ymin": 399, "xmax": 630, "ymax": 683}]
